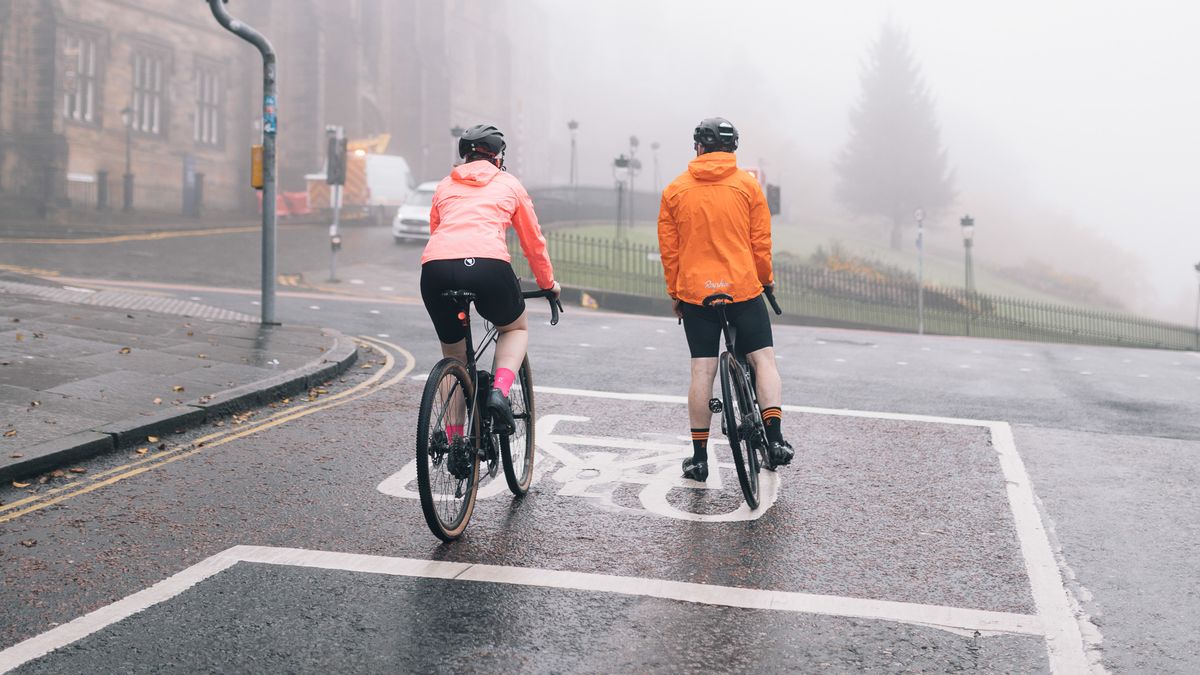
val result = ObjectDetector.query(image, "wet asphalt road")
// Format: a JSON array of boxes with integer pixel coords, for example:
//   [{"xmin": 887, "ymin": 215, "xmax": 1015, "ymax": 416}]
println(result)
[{"xmin": 1, "ymin": 223, "xmax": 1198, "ymax": 673}]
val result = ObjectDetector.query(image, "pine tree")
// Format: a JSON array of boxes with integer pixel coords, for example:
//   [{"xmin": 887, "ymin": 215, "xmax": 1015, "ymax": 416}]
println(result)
[{"xmin": 836, "ymin": 21, "xmax": 955, "ymax": 250}]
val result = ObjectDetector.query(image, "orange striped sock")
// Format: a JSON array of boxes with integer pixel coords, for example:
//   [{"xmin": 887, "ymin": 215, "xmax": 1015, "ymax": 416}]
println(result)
[
  {"xmin": 761, "ymin": 407, "xmax": 783, "ymax": 444},
  {"xmin": 690, "ymin": 428, "xmax": 709, "ymax": 462}
]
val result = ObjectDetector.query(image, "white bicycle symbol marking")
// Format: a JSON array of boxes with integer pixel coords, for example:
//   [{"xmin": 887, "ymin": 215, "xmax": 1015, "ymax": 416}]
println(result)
[{"xmin": 377, "ymin": 414, "xmax": 779, "ymax": 522}]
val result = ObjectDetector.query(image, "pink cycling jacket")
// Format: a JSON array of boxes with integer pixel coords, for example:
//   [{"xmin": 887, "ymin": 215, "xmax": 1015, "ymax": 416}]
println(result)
[{"xmin": 421, "ymin": 160, "xmax": 555, "ymax": 289}]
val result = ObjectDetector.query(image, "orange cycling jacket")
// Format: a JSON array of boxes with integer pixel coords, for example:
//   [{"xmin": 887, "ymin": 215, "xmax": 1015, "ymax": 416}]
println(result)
[
  {"xmin": 421, "ymin": 160, "xmax": 555, "ymax": 289},
  {"xmin": 657, "ymin": 152, "xmax": 773, "ymax": 305}
]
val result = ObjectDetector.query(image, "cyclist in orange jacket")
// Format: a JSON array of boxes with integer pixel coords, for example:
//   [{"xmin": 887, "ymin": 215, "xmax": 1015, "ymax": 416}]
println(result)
[{"xmin": 658, "ymin": 117, "xmax": 793, "ymax": 481}]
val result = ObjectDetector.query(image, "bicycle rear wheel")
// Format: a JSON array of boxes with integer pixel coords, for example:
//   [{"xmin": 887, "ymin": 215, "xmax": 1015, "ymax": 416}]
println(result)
[
  {"xmin": 500, "ymin": 355, "xmax": 536, "ymax": 495},
  {"xmin": 415, "ymin": 358, "xmax": 480, "ymax": 542},
  {"xmin": 720, "ymin": 351, "xmax": 760, "ymax": 509}
]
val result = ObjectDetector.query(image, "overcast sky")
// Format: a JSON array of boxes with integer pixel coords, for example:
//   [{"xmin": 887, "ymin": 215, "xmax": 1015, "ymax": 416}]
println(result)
[{"xmin": 537, "ymin": 0, "xmax": 1200, "ymax": 320}]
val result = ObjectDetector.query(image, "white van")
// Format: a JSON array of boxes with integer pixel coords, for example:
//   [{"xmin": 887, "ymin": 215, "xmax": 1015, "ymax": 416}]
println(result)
[{"xmin": 392, "ymin": 181, "xmax": 438, "ymax": 243}]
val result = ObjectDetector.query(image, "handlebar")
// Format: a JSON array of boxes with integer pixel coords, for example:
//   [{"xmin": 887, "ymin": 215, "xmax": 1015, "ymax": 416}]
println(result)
[
  {"xmin": 763, "ymin": 285, "xmax": 783, "ymax": 315},
  {"xmin": 523, "ymin": 289, "xmax": 564, "ymax": 326}
]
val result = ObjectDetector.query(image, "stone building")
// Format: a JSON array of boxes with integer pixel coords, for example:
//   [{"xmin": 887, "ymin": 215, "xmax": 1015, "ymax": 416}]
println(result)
[{"xmin": 0, "ymin": 0, "xmax": 548, "ymax": 223}]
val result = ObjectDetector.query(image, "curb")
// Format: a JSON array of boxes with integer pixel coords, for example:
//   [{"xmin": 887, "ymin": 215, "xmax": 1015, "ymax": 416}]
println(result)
[{"xmin": 0, "ymin": 331, "xmax": 359, "ymax": 484}]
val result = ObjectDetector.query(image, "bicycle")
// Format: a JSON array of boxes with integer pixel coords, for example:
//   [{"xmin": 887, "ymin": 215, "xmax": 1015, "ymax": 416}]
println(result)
[
  {"xmin": 414, "ymin": 288, "xmax": 562, "ymax": 542},
  {"xmin": 702, "ymin": 287, "xmax": 783, "ymax": 510}
]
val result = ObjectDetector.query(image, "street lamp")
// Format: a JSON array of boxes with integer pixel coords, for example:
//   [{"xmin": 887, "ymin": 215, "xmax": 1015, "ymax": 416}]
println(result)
[
  {"xmin": 651, "ymin": 141, "xmax": 661, "ymax": 195},
  {"xmin": 914, "ymin": 207, "xmax": 925, "ymax": 335},
  {"xmin": 961, "ymin": 214, "xmax": 976, "ymax": 336},
  {"xmin": 567, "ymin": 120, "xmax": 579, "ymax": 188},
  {"xmin": 628, "ymin": 136, "xmax": 640, "ymax": 229},
  {"xmin": 1193, "ymin": 261, "xmax": 1200, "ymax": 348},
  {"xmin": 613, "ymin": 154, "xmax": 630, "ymax": 239},
  {"xmin": 450, "ymin": 125, "xmax": 464, "ymax": 164},
  {"xmin": 120, "ymin": 106, "xmax": 133, "ymax": 212}
]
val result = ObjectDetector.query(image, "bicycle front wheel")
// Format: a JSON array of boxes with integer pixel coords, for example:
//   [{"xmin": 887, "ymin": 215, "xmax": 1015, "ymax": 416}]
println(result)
[
  {"xmin": 500, "ymin": 355, "xmax": 535, "ymax": 495},
  {"xmin": 720, "ymin": 351, "xmax": 760, "ymax": 509},
  {"xmin": 415, "ymin": 358, "xmax": 480, "ymax": 542}
]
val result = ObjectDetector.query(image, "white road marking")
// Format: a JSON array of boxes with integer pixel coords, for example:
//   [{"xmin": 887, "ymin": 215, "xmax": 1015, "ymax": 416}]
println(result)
[
  {"xmin": 349, "ymin": 279, "xmax": 364, "ymax": 285},
  {"xmin": 645, "ymin": 346, "xmax": 657, "ymax": 351},
  {"xmin": 1078, "ymin": 371, "xmax": 1092, "ymax": 376},
  {"xmin": 379, "ymin": 285, "xmax": 394, "ymax": 291},
  {"xmin": 579, "ymin": 343, "xmax": 591, "ymax": 347},
  {"xmin": 369, "ymin": 309, "xmax": 381, "ymax": 315},
  {"xmin": 189, "ymin": 296, "xmax": 202, "ymax": 301},
  {"xmin": 896, "ymin": 361, "xmax": 908, "ymax": 366},
  {"xmin": 250, "ymin": 300, "xmax": 260, "ymax": 306},
  {"xmin": 309, "ymin": 305, "xmax": 320, "ymax": 310},
  {"xmin": 0, "ymin": 544, "xmax": 1047, "ymax": 672},
  {"xmin": 411, "ymin": 373, "xmax": 429, "ymax": 381},
  {"xmin": 530, "ymin": 385, "xmax": 1091, "ymax": 672},
  {"xmin": 834, "ymin": 358, "xmax": 846, "ymax": 363},
  {"xmin": 376, "ymin": 333, "xmax": 390, "ymax": 338}
]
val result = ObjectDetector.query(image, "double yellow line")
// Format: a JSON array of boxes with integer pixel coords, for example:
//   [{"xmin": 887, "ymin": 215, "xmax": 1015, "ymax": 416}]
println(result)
[{"xmin": 0, "ymin": 337, "xmax": 415, "ymax": 524}]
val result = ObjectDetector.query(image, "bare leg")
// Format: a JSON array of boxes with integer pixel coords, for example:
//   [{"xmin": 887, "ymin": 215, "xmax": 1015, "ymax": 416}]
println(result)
[
  {"xmin": 745, "ymin": 346, "xmax": 782, "ymax": 409},
  {"xmin": 440, "ymin": 338, "xmax": 468, "ymax": 365},
  {"xmin": 688, "ymin": 357, "xmax": 719, "ymax": 429},
  {"xmin": 494, "ymin": 310, "xmax": 529, "ymax": 375}
]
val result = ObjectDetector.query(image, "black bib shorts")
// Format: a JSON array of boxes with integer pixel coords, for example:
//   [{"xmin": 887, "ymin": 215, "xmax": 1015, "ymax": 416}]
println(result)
[
  {"xmin": 679, "ymin": 294, "xmax": 774, "ymax": 359},
  {"xmin": 420, "ymin": 257, "xmax": 525, "ymax": 344}
]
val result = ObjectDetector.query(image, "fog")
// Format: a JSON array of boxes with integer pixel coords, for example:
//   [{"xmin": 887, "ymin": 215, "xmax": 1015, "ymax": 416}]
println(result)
[{"xmin": 530, "ymin": 0, "xmax": 1200, "ymax": 321}]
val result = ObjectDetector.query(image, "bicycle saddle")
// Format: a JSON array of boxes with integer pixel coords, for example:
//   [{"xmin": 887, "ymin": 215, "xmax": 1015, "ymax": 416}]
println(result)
[{"xmin": 703, "ymin": 293, "xmax": 735, "ymax": 306}]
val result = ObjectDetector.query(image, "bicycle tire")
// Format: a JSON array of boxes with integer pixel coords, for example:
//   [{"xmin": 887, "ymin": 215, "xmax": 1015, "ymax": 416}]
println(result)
[
  {"xmin": 415, "ymin": 358, "xmax": 480, "ymax": 542},
  {"xmin": 720, "ymin": 352, "xmax": 760, "ymax": 508},
  {"xmin": 500, "ymin": 355, "xmax": 536, "ymax": 495}
]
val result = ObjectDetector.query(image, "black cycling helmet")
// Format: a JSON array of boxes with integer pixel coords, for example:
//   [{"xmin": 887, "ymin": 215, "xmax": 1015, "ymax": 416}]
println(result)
[
  {"xmin": 458, "ymin": 124, "xmax": 506, "ymax": 160},
  {"xmin": 693, "ymin": 117, "xmax": 738, "ymax": 153}
]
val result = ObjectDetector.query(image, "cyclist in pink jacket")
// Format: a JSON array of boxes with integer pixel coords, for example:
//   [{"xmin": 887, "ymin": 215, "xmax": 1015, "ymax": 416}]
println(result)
[{"xmin": 420, "ymin": 124, "xmax": 560, "ymax": 430}]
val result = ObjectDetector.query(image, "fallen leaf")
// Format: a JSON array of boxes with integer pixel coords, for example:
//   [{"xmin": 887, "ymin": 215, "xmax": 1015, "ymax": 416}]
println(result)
[
  {"xmin": 10, "ymin": 318, "xmax": 18, "ymax": 323},
  {"xmin": 14, "ymin": 333, "xmax": 23, "ymax": 342},
  {"xmin": 126, "ymin": 314, "xmax": 135, "ymax": 319},
  {"xmin": 198, "ymin": 395, "xmax": 213, "ymax": 404},
  {"xmin": 50, "ymin": 469, "xmax": 65, "ymax": 478},
  {"xmin": 118, "ymin": 347, "xmax": 132, "ymax": 355},
  {"xmin": 360, "ymin": 364, "xmax": 373, "ymax": 369},
  {"xmin": 12, "ymin": 481, "xmax": 30, "ymax": 488},
  {"xmin": 30, "ymin": 400, "xmax": 40, "ymax": 407},
  {"xmin": 10, "ymin": 453, "xmax": 23, "ymax": 459},
  {"xmin": 186, "ymin": 331, "xmax": 194, "ymax": 336},
  {"xmin": 32, "ymin": 332, "xmax": 45, "ymax": 339},
  {"xmin": 69, "ymin": 467, "xmax": 87, "ymax": 474},
  {"xmin": 171, "ymin": 385, "xmax": 185, "ymax": 392},
  {"xmin": 147, "ymin": 436, "xmax": 159, "ymax": 443},
  {"xmin": 157, "ymin": 443, "xmax": 167, "ymax": 450},
  {"xmin": 135, "ymin": 447, "xmax": 148, "ymax": 455},
  {"xmin": 213, "ymin": 421, "xmax": 225, "ymax": 427},
  {"xmin": 36, "ymin": 476, "xmax": 48, "ymax": 484},
  {"xmin": 3, "ymin": 429, "xmax": 16, "ymax": 437},
  {"xmin": 281, "ymin": 398, "xmax": 290, "ymax": 404},
  {"xmin": 197, "ymin": 353, "xmax": 208, "ymax": 359},
  {"xmin": 20, "ymin": 540, "xmax": 36, "ymax": 548},
  {"xmin": 152, "ymin": 397, "xmax": 163, "ymax": 405}
]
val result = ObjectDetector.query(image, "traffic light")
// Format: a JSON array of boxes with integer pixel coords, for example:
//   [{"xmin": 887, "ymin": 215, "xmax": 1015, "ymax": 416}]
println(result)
[
  {"xmin": 326, "ymin": 136, "xmax": 347, "ymax": 186},
  {"xmin": 766, "ymin": 184, "xmax": 781, "ymax": 216}
]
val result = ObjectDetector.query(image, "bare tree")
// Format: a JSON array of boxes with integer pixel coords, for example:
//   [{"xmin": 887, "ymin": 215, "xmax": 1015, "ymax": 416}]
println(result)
[{"xmin": 836, "ymin": 21, "xmax": 955, "ymax": 250}]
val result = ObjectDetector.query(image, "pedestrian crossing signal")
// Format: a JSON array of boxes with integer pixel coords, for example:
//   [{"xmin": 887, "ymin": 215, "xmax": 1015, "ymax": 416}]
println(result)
[{"xmin": 326, "ymin": 137, "xmax": 347, "ymax": 185}]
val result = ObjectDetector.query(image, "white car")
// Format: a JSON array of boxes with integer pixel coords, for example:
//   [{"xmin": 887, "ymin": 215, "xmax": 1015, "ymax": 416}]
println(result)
[{"xmin": 392, "ymin": 181, "xmax": 437, "ymax": 243}]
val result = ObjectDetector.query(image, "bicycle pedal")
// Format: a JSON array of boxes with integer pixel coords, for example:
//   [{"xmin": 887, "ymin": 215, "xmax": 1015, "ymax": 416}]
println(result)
[{"xmin": 708, "ymin": 398, "xmax": 723, "ymax": 414}]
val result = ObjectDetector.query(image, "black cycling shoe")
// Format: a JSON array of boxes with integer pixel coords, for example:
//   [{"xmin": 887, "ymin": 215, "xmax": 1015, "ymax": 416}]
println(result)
[
  {"xmin": 487, "ymin": 388, "xmax": 516, "ymax": 435},
  {"xmin": 768, "ymin": 439, "xmax": 795, "ymax": 467},
  {"xmin": 681, "ymin": 457, "xmax": 709, "ymax": 482}
]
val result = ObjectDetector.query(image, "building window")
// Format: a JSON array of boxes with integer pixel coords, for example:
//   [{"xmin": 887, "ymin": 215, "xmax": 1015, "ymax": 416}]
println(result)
[
  {"xmin": 194, "ymin": 66, "xmax": 222, "ymax": 146},
  {"xmin": 62, "ymin": 33, "xmax": 99, "ymax": 123},
  {"xmin": 131, "ymin": 50, "xmax": 166, "ymax": 135}
]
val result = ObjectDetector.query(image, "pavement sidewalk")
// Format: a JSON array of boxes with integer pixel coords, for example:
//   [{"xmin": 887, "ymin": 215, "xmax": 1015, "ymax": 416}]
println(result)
[{"xmin": 0, "ymin": 274, "xmax": 357, "ymax": 482}]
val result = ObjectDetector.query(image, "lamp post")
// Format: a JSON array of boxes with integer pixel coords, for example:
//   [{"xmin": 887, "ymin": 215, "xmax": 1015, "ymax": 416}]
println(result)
[
  {"xmin": 628, "ymin": 136, "xmax": 639, "ymax": 229},
  {"xmin": 1193, "ymin": 261, "xmax": 1200, "ymax": 349},
  {"xmin": 120, "ymin": 106, "xmax": 133, "ymax": 212},
  {"xmin": 651, "ymin": 141, "xmax": 660, "ymax": 195},
  {"xmin": 450, "ymin": 125, "xmax": 464, "ymax": 165},
  {"xmin": 960, "ymin": 214, "xmax": 976, "ymax": 336},
  {"xmin": 915, "ymin": 208, "xmax": 925, "ymax": 335},
  {"xmin": 612, "ymin": 154, "xmax": 629, "ymax": 239},
  {"xmin": 567, "ymin": 120, "xmax": 579, "ymax": 188}
]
